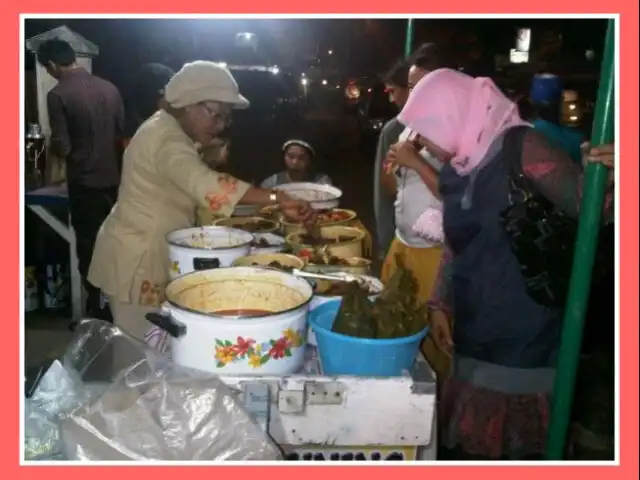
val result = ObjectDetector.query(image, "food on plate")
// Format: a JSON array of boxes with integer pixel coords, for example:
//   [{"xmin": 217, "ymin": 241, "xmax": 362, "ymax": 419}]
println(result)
[
  {"xmin": 237, "ymin": 219, "xmax": 277, "ymax": 233},
  {"xmin": 214, "ymin": 216, "xmax": 278, "ymax": 234},
  {"xmin": 297, "ymin": 234, "xmax": 358, "ymax": 245},
  {"xmin": 298, "ymin": 249, "xmax": 350, "ymax": 266},
  {"xmin": 314, "ymin": 280, "xmax": 373, "ymax": 296},
  {"xmin": 331, "ymin": 255, "xmax": 427, "ymax": 339},
  {"xmin": 317, "ymin": 209, "xmax": 353, "ymax": 223},
  {"xmin": 283, "ymin": 209, "xmax": 355, "ymax": 226},
  {"xmin": 250, "ymin": 261, "xmax": 294, "ymax": 272}
]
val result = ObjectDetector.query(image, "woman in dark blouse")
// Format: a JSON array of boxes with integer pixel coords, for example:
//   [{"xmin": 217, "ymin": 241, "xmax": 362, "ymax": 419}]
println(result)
[{"xmin": 395, "ymin": 68, "xmax": 615, "ymax": 460}]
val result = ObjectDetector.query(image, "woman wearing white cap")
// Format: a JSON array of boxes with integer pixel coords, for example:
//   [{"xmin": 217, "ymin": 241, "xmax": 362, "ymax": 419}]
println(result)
[
  {"xmin": 260, "ymin": 138, "xmax": 332, "ymax": 189},
  {"xmin": 88, "ymin": 61, "xmax": 313, "ymax": 339}
]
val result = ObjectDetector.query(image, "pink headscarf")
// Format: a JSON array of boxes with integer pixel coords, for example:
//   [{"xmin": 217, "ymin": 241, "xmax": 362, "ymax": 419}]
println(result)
[{"xmin": 398, "ymin": 68, "xmax": 529, "ymax": 177}]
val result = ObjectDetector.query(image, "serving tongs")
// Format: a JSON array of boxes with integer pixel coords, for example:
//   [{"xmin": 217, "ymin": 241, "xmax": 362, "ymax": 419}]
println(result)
[{"xmin": 292, "ymin": 268, "xmax": 366, "ymax": 287}]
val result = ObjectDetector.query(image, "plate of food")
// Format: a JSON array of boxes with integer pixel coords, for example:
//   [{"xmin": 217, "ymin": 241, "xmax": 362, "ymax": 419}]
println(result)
[
  {"xmin": 231, "ymin": 252, "xmax": 304, "ymax": 272},
  {"xmin": 280, "ymin": 208, "xmax": 356, "ymax": 235},
  {"xmin": 303, "ymin": 254, "xmax": 371, "ymax": 276},
  {"xmin": 232, "ymin": 204, "xmax": 262, "ymax": 217},
  {"xmin": 275, "ymin": 183, "xmax": 342, "ymax": 210},
  {"xmin": 250, "ymin": 232, "xmax": 286, "ymax": 254},
  {"xmin": 212, "ymin": 216, "xmax": 280, "ymax": 234}
]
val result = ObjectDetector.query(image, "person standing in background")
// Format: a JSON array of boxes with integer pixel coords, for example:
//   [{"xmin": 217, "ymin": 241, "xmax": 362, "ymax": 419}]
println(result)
[
  {"xmin": 36, "ymin": 39, "xmax": 125, "ymax": 320},
  {"xmin": 381, "ymin": 43, "xmax": 452, "ymax": 379},
  {"xmin": 373, "ymin": 58, "xmax": 409, "ymax": 262},
  {"xmin": 528, "ymin": 73, "xmax": 585, "ymax": 165}
]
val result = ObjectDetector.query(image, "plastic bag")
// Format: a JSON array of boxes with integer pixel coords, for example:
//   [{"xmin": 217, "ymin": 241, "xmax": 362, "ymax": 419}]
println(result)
[
  {"xmin": 24, "ymin": 360, "xmax": 98, "ymax": 461},
  {"xmin": 25, "ymin": 319, "xmax": 282, "ymax": 461}
]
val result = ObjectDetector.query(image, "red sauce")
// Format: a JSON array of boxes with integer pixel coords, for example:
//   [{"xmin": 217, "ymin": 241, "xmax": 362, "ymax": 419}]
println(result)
[{"xmin": 215, "ymin": 309, "xmax": 272, "ymax": 317}]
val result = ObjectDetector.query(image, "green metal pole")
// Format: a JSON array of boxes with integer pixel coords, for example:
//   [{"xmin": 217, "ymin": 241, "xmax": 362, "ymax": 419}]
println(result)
[
  {"xmin": 404, "ymin": 19, "xmax": 414, "ymax": 57},
  {"xmin": 545, "ymin": 18, "xmax": 616, "ymax": 460}
]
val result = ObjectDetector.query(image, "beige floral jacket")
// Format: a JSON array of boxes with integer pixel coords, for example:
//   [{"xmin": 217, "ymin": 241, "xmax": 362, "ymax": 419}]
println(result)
[{"xmin": 88, "ymin": 110, "xmax": 250, "ymax": 307}]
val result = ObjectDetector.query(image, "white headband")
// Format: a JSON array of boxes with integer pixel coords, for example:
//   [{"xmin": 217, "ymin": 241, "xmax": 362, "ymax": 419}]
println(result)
[{"xmin": 282, "ymin": 139, "xmax": 315, "ymax": 156}]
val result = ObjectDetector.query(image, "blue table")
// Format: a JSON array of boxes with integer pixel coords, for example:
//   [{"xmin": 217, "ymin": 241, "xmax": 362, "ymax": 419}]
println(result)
[{"xmin": 25, "ymin": 184, "xmax": 83, "ymax": 320}]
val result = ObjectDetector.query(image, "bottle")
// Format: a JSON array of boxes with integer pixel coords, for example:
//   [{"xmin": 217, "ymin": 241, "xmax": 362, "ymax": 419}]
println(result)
[
  {"xmin": 43, "ymin": 264, "xmax": 69, "ymax": 310},
  {"xmin": 25, "ymin": 123, "xmax": 46, "ymax": 188}
]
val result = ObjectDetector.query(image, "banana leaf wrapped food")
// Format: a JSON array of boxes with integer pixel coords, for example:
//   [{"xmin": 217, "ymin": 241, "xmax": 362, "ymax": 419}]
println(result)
[
  {"xmin": 330, "ymin": 254, "xmax": 428, "ymax": 339},
  {"xmin": 331, "ymin": 282, "xmax": 375, "ymax": 338}
]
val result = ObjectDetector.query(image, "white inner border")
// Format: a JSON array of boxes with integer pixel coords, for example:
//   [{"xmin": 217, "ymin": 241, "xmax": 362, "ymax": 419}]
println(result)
[{"xmin": 19, "ymin": 13, "xmax": 620, "ymax": 467}]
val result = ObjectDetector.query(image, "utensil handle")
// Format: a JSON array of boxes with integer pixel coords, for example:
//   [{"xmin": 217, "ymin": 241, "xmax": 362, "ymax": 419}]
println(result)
[
  {"xmin": 145, "ymin": 312, "xmax": 187, "ymax": 338},
  {"xmin": 292, "ymin": 268, "xmax": 356, "ymax": 283}
]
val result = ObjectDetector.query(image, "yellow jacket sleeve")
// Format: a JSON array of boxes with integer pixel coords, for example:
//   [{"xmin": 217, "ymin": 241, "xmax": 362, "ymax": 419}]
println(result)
[{"xmin": 155, "ymin": 134, "xmax": 251, "ymax": 217}]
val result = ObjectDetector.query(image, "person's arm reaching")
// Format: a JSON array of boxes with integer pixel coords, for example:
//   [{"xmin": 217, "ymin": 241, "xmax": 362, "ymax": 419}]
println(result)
[
  {"xmin": 155, "ymin": 135, "xmax": 312, "ymax": 221},
  {"xmin": 46, "ymin": 91, "xmax": 71, "ymax": 159},
  {"xmin": 427, "ymin": 245, "xmax": 454, "ymax": 354},
  {"xmin": 520, "ymin": 129, "xmax": 614, "ymax": 223}
]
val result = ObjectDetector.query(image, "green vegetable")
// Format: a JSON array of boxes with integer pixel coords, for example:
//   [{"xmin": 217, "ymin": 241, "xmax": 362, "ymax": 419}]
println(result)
[{"xmin": 331, "ymin": 254, "xmax": 428, "ymax": 339}]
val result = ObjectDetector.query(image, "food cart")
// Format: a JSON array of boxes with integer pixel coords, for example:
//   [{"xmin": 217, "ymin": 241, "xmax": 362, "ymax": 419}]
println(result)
[
  {"xmin": 25, "ymin": 179, "xmax": 438, "ymax": 461},
  {"xmin": 151, "ymin": 185, "xmax": 438, "ymax": 461}
]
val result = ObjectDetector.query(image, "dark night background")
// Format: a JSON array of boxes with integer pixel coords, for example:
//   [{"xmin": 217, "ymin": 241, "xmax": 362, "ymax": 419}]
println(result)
[
  {"xmin": 24, "ymin": 18, "xmax": 608, "ymax": 189},
  {"xmin": 25, "ymin": 18, "xmax": 608, "ymax": 90}
]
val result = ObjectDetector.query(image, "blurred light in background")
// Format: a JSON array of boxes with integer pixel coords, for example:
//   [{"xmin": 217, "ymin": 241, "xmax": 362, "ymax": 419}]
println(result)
[
  {"xmin": 509, "ymin": 49, "xmax": 529, "ymax": 64},
  {"xmin": 235, "ymin": 32, "xmax": 258, "ymax": 49},
  {"xmin": 515, "ymin": 28, "xmax": 532, "ymax": 53},
  {"xmin": 345, "ymin": 84, "xmax": 360, "ymax": 100}
]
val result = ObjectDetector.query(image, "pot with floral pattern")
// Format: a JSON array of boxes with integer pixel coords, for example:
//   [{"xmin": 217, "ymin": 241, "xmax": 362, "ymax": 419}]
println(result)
[{"xmin": 146, "ymin": 266, "xmax": 313, "ymax": 375}]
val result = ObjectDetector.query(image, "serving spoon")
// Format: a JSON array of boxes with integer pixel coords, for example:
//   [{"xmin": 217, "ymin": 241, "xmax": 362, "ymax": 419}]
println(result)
[{"xmin": 291, "ymin": 268, "xmax": 365, "ymax": 286}]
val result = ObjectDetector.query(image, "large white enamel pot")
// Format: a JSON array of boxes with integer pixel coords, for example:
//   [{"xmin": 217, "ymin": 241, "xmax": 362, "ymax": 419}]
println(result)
[
  {"xmin": 145, "ymin": 267, "xmax": 313, "ymax": 375},
  {"xmin": 166, "ymin": 226, "xmax": 254, "ymax": 280}
]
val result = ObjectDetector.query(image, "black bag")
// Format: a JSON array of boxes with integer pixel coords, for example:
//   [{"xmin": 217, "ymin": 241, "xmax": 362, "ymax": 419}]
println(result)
[{"xmin": 500, "ymin": 126, "xmax": 581, "ymax": 308}]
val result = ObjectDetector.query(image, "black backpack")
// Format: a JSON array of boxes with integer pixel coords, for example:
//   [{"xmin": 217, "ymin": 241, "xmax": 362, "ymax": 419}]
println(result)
[{"xmin": 499, "ymin": 126, "xmax": 611, "ymax": 309}]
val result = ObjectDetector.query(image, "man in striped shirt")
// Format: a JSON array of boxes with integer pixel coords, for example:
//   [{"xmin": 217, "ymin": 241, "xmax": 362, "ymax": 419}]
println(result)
[{"xmin": 37, "ymin": 39, "xmax": 125, "ymax": 319}]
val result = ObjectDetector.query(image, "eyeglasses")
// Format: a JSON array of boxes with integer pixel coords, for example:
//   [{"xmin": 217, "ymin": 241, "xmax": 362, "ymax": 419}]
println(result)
[{"xmin": 200, "ymin": 103, "xmax": 232, "ymax": 126}]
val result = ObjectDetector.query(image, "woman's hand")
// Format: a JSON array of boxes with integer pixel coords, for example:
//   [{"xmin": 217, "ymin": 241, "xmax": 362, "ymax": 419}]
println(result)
[
  {"xmin": 386, "ymin": 140, "xmax": 422, "ymax": 172},
  {"xmin": 582, "ymin": 143, "xmax": 615, "ymax": 186},
  {"xmin": 278, "ymin": 193, "xmax": 314, "ymax": 222},
  {"xmin": 585, "ymin": 143, "xmax": 614, "ymax": 169},
  {"xmin": 430, "ymin": 309, "xmax": 453, "ymax": 358}
]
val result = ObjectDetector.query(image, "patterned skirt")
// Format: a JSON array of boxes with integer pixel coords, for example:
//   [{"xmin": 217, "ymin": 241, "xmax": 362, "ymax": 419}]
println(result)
[{"xmin": 438, "ymin": 356, "xmax": 553, "ymax": 460}]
